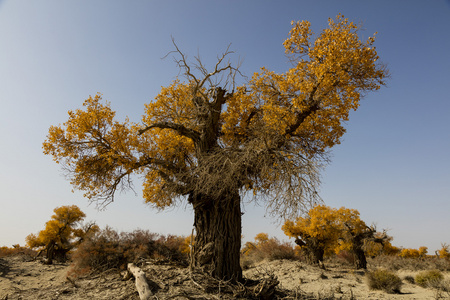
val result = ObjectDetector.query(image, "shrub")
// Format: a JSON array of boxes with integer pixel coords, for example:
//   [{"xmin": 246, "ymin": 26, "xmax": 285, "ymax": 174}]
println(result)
[
  {"xmin": 240, "ymin": 233, "xmax": 299, "ymax": 266},
  {"xmin": 69, "ymin": 227, "xmax": 188, "ymax": 277},
  {"xmin": 438, "ymin": 244, "xmax": 450, "ymax": 260},
  {"xmin": 0, "ymin": 245, "xmax": 36, "ymax": 258},
  {"xmin": 415, "ymin": 270, "xmax": 444, "ymax": 288},
  {"xmin": 258, "ymin": 238, "xmax": 298, "ymax": 261},
  {"xmin": 335, "ymin": 250, "xmax": 355, "ymax": 266},
  {"xmin": 366, "ymin": 269, "xmax": 402, "ymax": 293},
  {"xmin": 399, "ymin": 248, "xmax": 420, "ymax": 259}
]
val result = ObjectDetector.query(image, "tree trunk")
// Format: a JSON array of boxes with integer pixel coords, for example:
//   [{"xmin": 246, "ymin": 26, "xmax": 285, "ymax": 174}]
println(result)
[
  {"xmin": 306, "ymin": 246, "xmax": 325, "ymax": 267},
  {"xmin": 353, "ymin": 247, "xmax": 367, "ymax": 269},
  {"xmin": 190, "ymin": 192, "xmax": 242, "ymax": 282},
  {"xmin": 295, "ymin": 237, "xmax": 325, "ymax": 267},
  {"xmin": 352, "ymin": 237, "xmax": 367, "ymax": 269},
  {"xmin": 45, "ymin": 241, "xmax": 55, "ymax": 265}
]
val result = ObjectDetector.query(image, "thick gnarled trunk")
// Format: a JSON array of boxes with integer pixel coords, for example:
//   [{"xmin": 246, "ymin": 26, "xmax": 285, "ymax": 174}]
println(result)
[
  {"xmin": 351, "ymin": 235, "xmax": 368, "ymax": 269},
  {"xmin": 190, "ymin": 192, "xmax": 242, "ymax": 282},
  {"xmin": 295, "ymin": 237, "xmax": 325, "ymax": 268}
]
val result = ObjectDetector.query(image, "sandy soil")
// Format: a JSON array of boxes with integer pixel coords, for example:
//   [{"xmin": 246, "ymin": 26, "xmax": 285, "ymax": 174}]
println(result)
[{"xmin": 0, "ymin": 254, "xmax": 447, "ymax": 299}]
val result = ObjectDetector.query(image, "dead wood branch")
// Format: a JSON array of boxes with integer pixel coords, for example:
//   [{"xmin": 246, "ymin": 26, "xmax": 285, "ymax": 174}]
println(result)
[{"xmin": 127, "ymin": 263, "xmax": 152, "ymax": 300}]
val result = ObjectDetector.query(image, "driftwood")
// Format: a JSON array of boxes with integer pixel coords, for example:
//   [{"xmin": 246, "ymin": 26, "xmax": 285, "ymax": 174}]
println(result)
[{"xmin": 127, "ymin": 263, "xmax": 152, "ymax": 300}]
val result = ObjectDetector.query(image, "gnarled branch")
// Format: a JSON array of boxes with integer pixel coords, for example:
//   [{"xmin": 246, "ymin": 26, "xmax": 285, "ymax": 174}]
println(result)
[{"xmin": 138, "ymin": 121, "xmax": 200, "ymax": 144}]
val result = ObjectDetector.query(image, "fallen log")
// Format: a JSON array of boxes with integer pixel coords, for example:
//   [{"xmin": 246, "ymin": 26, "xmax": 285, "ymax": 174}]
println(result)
[{"xmin": 127, "ymin": 263, "xmax": 152, "ymax": 300}]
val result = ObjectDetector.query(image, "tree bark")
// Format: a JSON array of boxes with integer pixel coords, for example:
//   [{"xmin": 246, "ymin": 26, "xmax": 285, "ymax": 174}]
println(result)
[
  {"xmin": 353, "ymin": 246, "xmax": 367, "ymax": 269},
  {"xmin": 351, "ymin": 236, "xmax": 367, "ymax": 269},
  {"xmin": 45, "ymin": 241, "xmax": 55, "ymax": 265},
  {"xmin": 295, "ymin": 237, "xmax": 325, "ymax": 267},
  {"xmin": 190, "ymin": 192, "xmax": 243, "ymax": 282}
]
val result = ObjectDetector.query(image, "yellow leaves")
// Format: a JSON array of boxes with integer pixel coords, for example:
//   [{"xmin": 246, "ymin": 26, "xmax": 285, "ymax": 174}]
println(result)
[
  {"xmin": 227, "ymin": 14, "xmax": 387, "ymax": 158},
  {"xmin": 282, "ymin": 205, "xmax": 370, "ymax": 254},
  {"xmin": 283, "ymin": 205, "xmax": 338, "ymax": 242},
  {"xmin": 142, "ymin": 169, "xmax": 173, "ymax": 208},
  {"xmin": 143, "ymin": 80, "xmax": 196, "ymax": 128},
  {"xmin": 254, "ymin": 232, "xmax": 269, "ymax": 245},
  {"xmin": 26, "ymin": 205, "xmax": 87, "ymax": 250},
  {"xmin": 43, "ymin": 94, "xmax": 144, "ymax": 204},
  {"xmin": 399, "ymin": 248, "xmax": 421, "ymax": 259},
  {"xmin": 52, "ymin": 205, "xmax": 86, "ymax": 225},
  {"xmin": 43, "ymin": 14, "xmax": 388, "ymax": 213},
  {"xmin": 437, "ymin": 244, "xmax": 450, "ymax": 259},
  {"xmin": 398, "ymin": 246, "xmax": 429, "ymax": 259},
  {"xmin": 283, "ymin": 20, "xmax": 312, "ymax": 55}
]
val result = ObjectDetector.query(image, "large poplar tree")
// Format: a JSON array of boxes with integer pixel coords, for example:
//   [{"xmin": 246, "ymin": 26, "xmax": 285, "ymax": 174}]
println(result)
[{"xmin": 43, "ymin": 15, "xmax": 387, "ymax": 281}]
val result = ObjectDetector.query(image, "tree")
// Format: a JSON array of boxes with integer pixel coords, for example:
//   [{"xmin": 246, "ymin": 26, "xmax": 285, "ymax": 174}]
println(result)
[
  {"xmin": 283, "ymin": 205, "xmax": 387, "ymax": 269},
  {"xmin": 335, "ymin": 207, "xmax": 387, "ymax": 269},
  {"xmin": 437, "ymin": 243, "xmax": 450, "ymax": 259},
  {"xmin": 26, "ymin": 205, "xmax": 98, "ymax": 264},
  {"xmin": 43, "ymin": 15, "xmax": 387, "ymax": 281},
  {"xmin": 282, "ymin": 205, "xmax": 341, "ymax": 266}
]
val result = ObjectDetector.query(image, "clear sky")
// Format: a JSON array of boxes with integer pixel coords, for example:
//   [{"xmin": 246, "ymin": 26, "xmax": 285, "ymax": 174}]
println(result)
[{"xmin": 1, "ymin": 1, "xmax": 449, "ymax": 252}]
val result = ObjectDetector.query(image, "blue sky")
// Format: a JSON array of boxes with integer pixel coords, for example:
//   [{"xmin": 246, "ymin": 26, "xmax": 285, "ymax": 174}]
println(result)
[{"xmin": 1, "ymin": 1, "xmax": 449, "ymax": 252}]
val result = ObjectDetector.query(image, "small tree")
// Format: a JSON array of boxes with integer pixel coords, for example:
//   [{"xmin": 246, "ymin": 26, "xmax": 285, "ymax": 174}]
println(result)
[
  {"xmin": 26, "ymin": 205, "xmax": 98, "ymax": 264},
  {"xmin": 283, "ymin": 205, "xmax": 387, "ymax": 269},
  {"xmin": 335, "ymin": 207, "xmax": 388, "ymax": 269},
  {"xmin": 282, "ymin": 205, "xmax": 340, "ymax": 266},
  {"xmin": 43, "ymin": 15, "xmax": 387, "ymax": 281},
  {"xmin": 437, "ymin": 243, "xmax": 450, "ymax": 259}
]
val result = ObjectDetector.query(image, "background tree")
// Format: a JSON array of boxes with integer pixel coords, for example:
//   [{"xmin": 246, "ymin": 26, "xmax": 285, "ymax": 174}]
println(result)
[
  {"xmin": 26, "ymin": 205, "xmax": 98, "ymax": 264},
  {"xmin": 282, "ymin": 205, "xmax": 340, "ymax": 266},
  {"xmin": 283, "ymin": 205, "xmax": 387, "ymax": 269},
  {"xmin": 436, "ymin": 243, "xmax": 450, "ymax": 259},
  {"xmin": 43, "ymin": 14, "xmax": 387, "ymax": 281},
  {"xmin": 335, "ymin": 207, "xmax": 387, "ymax": 269}
]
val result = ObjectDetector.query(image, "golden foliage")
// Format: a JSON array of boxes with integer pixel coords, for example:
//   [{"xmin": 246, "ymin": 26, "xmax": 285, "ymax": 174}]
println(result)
[
  {"xmin": 283, "ymin": 205, "xmax": 341, "ymax": 256},
  {"xmin": 25, "ymin": 205, "xmax": 96, "ymax": 253},
  {"xmin": 398, "ymin": 247, "xmax": 428, "ymax": 259},
  {"xmin": 438, "ymin": 244, "xmax": 450, "ymax": 260},
  {"xmin": 283, "ymin": 205, "xmax": 387, "ymax": 262},
  {"xmin": 43, "ymin": 15, "xmax": 388, "ymax": 218}
]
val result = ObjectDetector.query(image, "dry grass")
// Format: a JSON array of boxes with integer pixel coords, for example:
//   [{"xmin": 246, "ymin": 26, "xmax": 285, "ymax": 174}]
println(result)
[
  {"xmin": 369, "ymin": 254, "xmax": 450, "ymax": 271},
  {"xmin": 415, "ymin": 269, "xmax": 444, "ymax": 288},
  {"xmin": 366, "ymin": 269, "xmax": 403, "ymax": 293}
]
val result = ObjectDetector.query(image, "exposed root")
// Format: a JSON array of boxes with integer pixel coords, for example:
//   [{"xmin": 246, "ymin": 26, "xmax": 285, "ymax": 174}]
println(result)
[{"xmin": 188, "ymin": 269, "xmax": 280, "ymax": 299}]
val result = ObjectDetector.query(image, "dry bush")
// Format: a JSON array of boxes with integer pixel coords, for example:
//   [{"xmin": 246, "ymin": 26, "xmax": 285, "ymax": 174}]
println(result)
[
  {"xmin": 241, "ymin": 235, "xmax": 300, "ymax": 269},
  {"xmin": 415, "ymin": 269, "xmax": 444, "ymax": 288},
  {"xmin": 369, "ymin": 255, "xmax": 450, "ymax": 271},
  {"xmin": 69, "ymin": 227, "xmax": 124, "ymax": 276},
  {"xmin": 0, "ymin": 245, "xmax": 36, "ymax": 258},
  {"xmin": 366, "ymin": 269, "xmax": 402, "ymax": 294},
  {"xmin": 153, "ymin": 234, "xmax": 188, "ymax": 262},
  {"xmin": 69, "ymin": 227, "xmax": 188, "ymax": 277},
  {"xmin": 259, "ymin": 238, "xmax": 298, "ymax": 261},
  {"xmin": 326, "ymin": 250, "xmax": 355, "ymax": 267}
]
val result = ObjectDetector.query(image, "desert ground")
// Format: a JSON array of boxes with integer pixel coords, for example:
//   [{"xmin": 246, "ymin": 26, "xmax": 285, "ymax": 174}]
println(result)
[{"xmin": 1, "ymin": 254, "xmax": 449, "ymax": 299}]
